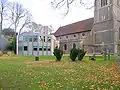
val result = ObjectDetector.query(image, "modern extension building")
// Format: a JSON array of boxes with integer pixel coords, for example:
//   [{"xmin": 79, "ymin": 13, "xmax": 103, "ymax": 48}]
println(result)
[{"xmin": 18, "ymin": 31, "xmax": 56, "ymax": 56}]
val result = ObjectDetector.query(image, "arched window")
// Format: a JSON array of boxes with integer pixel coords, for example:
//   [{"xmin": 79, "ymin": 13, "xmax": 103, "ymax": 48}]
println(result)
[{"xmin": 64, "ymin": 44, "xmax": 67, "ymax": 50}]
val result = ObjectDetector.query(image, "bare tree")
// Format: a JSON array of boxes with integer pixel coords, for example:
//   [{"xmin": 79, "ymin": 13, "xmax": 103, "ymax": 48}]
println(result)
[
  {"xmin": 0, "ymin": 0, "xmax": 8, "ymax": 34},
  {"xmin": 51, "ymin": 0, "xmax": 94, "ymax": 16},
  {"xmin": 8, "ymin": 2, "xmax": 32, "ymax": 35}
]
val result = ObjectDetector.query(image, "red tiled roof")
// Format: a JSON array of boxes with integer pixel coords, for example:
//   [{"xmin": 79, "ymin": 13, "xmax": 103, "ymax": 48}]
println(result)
[{"xmin": 54, "ymin": 18, "xmax": 94, "ymax": 37}]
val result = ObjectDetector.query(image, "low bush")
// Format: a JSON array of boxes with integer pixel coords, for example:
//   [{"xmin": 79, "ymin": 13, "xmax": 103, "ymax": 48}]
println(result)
[
  {"xmin": 53, "ymin": 46, "xmax": 63, "ymax": 61},
  {"xmin": 78, "ymin": 48, "xmax": 86, "ymax": 61},
  {"xmin": 70, "ymin": 44, "xmax": 78, "ymax": 61},
  {"xmin": 7, "ymin": 51, "xmax": 12, "ymax": 56},
  {"xmin": 0, "ymin": 51, "xmax": 3, "ymax": 56},
  {"xmin": 3, "ymin": 51, "xmax": 7, "ymax": 54},
  {"xmin": 6, "ymin": 37, "xmax": 16, "ymax": 54},
  {"xmin": 3, "ymin": 54, "xmax": 8, "ymax": 57}
]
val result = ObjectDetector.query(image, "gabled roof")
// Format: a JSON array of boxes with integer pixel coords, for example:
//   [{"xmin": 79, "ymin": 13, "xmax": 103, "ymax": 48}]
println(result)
[{"xmin": 54, "ymin": 18, "xmax": 94, "ymax": 37}]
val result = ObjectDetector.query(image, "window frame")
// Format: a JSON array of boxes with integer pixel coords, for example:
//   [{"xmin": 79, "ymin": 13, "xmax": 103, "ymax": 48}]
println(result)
[
  {"xmin": 24, "ymin": 46, "xmax": 28, "ymax": 51},
  {"xmin": 33, "ymin": 46, "xmax": 38, "ymax": 51},
  {"xmin": 24, "ymin": 36, "xmax": 29, "ymax": 42},
  {"xmin": 33, "ymin": 36, "xmax": 38, "ymax": 42},
  {"xmin": 29, "ymin": 36, "xmax": 32, "ymax": 42}
]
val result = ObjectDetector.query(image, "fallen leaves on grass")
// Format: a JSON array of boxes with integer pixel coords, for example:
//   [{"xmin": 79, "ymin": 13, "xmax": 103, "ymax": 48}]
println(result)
[
  {"xmin": 0, "ymin": 57, "xmax": 120, "ymax": 89},
  {"xmin": 87, "ymin": 63, "xmax": 120, "ymax": 86}
]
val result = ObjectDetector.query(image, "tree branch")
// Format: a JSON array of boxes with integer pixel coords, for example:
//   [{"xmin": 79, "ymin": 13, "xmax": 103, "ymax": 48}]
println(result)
[
  {"xmin": 55, "ymin": 0, "xmax": 65, "ymax": 8},
  {"xmin": 8, "ymin": 2, "xmax": 32, "ymax": 33},
  {"xmin": 51, "ymin": 0, "xmax": 93, "ymax": 16}
]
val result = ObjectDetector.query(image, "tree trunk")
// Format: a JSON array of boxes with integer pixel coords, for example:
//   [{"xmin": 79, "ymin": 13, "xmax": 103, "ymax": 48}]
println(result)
[{"xmin": 0, "ymin": 11, "xmax": 3, "ymax": 35}]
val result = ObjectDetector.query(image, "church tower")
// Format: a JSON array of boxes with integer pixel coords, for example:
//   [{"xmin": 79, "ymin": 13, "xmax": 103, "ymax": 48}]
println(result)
[{"xmin": 93, "ymin": 0, "xmax": 120, "ymax": 54}]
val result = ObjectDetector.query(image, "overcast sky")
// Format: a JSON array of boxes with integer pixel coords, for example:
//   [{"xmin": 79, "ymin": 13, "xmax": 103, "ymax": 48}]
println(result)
[{"xmin": 8, "ymin": 0, "xmax": 94, "ymax": 32}]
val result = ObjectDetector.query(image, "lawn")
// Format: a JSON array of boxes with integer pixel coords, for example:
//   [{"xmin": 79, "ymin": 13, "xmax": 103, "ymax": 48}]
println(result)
[{"xmin": 0, "ymin": 56, "xmax": 120, "ymax": 90}]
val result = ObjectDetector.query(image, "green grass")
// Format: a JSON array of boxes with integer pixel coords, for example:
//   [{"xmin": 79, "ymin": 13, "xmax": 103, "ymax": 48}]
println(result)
[{"xmin": 0, "ymin": 56, "xmax": 119, "ymax": 90}]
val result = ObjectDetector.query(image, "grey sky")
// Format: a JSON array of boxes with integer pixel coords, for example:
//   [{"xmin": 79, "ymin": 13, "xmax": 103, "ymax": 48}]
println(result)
[{"xmin": 9, "ymin": 0, "xmax": 94, "ymax": 31}]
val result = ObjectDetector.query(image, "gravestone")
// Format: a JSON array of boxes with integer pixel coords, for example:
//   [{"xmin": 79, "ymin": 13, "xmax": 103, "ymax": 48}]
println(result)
[
  {"xmin": 102, "ymin": 45, "xmax": 107, "ymax": 60},
  {"xmin": 35, "ymin": 56, "xmax": 39, "ymax": 61},
  {"xmin": 116, "ymin": 40, "xmax": 120, "ymax": 70},
  {"xmin": 107, "ymin": 49, "xmax": 110, "ymax": 60},
  {"xmin": 104, "ymin": 49, "xmax": 107, "ymax": 60}
]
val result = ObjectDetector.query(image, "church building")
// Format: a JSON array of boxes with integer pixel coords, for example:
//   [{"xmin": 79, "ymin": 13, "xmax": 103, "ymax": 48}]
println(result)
[{"xmin": 54, "ymin": 0, "xmax": 120, "ymax": 55}]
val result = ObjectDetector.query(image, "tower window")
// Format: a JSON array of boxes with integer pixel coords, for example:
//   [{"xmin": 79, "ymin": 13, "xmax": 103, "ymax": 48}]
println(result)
[{"xmin": 101, "ymin": 0, "xmax": 108, "ymax": 7}]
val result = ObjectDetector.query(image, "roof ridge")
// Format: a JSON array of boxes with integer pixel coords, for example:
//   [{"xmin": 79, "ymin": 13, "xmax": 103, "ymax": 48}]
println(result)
[
  {"xmin": 60, "ymin": 17, "xmax": 94, "ymax": 28},
  {"xmin": 55, "ymin": 17, "xmax": 94, "ymax": 37}
]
